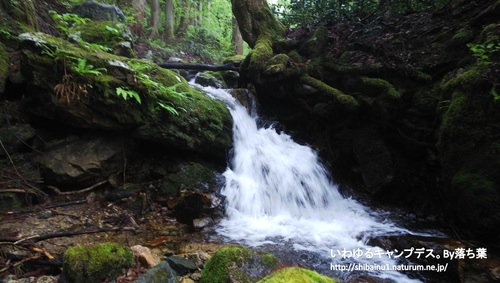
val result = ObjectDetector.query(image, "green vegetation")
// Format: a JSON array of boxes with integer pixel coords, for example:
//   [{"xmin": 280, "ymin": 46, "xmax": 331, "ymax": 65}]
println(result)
[
  {"xmin": 116, "ymin": 87, "xmax": 141, "ymax": 104},
  {"xmin": 300, "ymin": 75, "xmax": 359, "ymax": 110},
  {"xmin": 72, "ymin": 58, "xmax": 107, "ymax": 76},
  {"xmin": 271, "ymin": 0, "xmax": 461, "ymax": 27},
  {"xmin": 468, "ymin": 42, "xmax": 500, "ymax": 66},
  {"xmin": 63, "ymin": 242, "xmax": 134, "ymax": 283}
]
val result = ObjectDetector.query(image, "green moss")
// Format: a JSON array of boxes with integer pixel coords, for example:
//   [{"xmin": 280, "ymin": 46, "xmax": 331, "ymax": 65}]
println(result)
[
  {"xmin": 201, "ymin": 245, "xmax": 279, "ymax": 283},
  {"xmin": 19, "ymin": 32, "xmax": 232, "ymax": 154},
  {"xmin": 223, "ymin": 55, "xmax": 246, "ymax": 64},
  {"xmin": 74, "ymin": 20, "xmax": 130, "ymax": 47},
  {"xmin": 264, "ymin": 54, "xmax": 289, "ymax": 75},
  {"xmin": 300, "ymin": 75, "xmax": 359, "ymax": 111},
  {"xmin": 448, "ymin": 27, "xmax": 473, "ymax": 47},
  {"xmin": 160, "ymin": 163, "xmax": 216, "ymax": 197},
  {"xmin": 360, "ymin": 76, "xmax": 401, "ymax": 99},
  {"xmin": 249, "ymin": 37, "xmax": 274, "ymax": 72},
  {"xmin": 442, "ymin": 66, "xmax": 487, "ymax": 92},
  {"xmin": 258, "ymin": 267, "xmax": 337, "ymax": 283},
  {"xmin": 0, "ymin": 43, "xmax": 8, "ymax": 93},
  {"xmin": 287, "ymin": 50, "xmax": 302, "ymax": 63},
  {"xmin": 63, "ymin": 242, "xmax": 134, "ymax": 283},
  {"xmin": 479, "ymin": 23, "xmax": 500, "ymax": 45}
]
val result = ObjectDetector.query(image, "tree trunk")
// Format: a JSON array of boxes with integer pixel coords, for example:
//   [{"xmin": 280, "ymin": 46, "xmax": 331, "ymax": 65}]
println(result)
[
  {"xmin": 231, "ymin": 0, "xmax": 286, "ymax": 75},
  {"xmin": 164, "ymin": 0, "xmax": 175, "ymax": 41},
  {"xmin": 149, "ymin": 0, "xmax": 160, "ymax": 39},
  {"xmin": 132, "ymin": 0, "xmax": 146, "ymax": 36},
  {"xmin": 230, "ymin": 0, "xmax": 286, "ymax": 48},
  {"xmin": 176, "ymin": 0, "xmax": 190, "ymax": 36},
  {"xmin": 232, "ymin": 18, "xmax": 244, "ymax": 55}
]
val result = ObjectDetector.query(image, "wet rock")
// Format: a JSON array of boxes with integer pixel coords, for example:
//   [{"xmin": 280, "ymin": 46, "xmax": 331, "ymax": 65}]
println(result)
[
  {"xmin": 193, "ymin": 217, "xmax": 214, "ymax": 229},
  {"xmin": 352, "ymin": 127, "xmax": 393, "ymax": 194},
  {"xmin": 131, "ymin": 245, "xmax": 162, "ymax": 268},
  {"xmin": 134, "ymin": 261, "xmax": 178, "ymax": 283},
  {"xmin": 168, "ymin": 191, "xmax": 213, "ymax": 225},
  {"xmin": 39, "ymin": 136, "xmax": 134, "ymax": 190},
  {"xmin": 230, "ymin": 89, "xmax": 253, "ymax": 112},
  {"xmin": 195, "ymin": 71, "xmax": 227, "ymax": 88},
  {"xmin": 200, "ymin": 245, "xmax": 279, "ymax": 283},
  {"xmin": 166, "ymin": 255, "xmax": 198, "ymax": 275}
]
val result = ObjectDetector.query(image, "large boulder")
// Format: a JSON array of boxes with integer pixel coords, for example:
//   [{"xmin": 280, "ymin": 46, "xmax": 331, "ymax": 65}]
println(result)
[
  {"xmin": 38, "ymin": 136, "xmax": 134, "ymax": 190},
  {"xmin": 18, "ymin": 32, "xmax": 232, "ymax": 158},
  {"xmin": 438, "ymin": 65, "xmax": 500, "ymax": 243},
  {"xmin": 72, "ymin": 0, "xmax": 126, "ymax": 22}
]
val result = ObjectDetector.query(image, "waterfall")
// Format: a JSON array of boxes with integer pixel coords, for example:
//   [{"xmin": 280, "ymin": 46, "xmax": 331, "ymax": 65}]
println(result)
[{"xmin": 195, "ymin": 83, "xmax": 425, "ymax": 283}]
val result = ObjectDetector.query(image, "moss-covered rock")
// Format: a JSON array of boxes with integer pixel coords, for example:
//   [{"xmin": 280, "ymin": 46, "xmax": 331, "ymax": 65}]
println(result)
[
  {"xmin": 74, "ymin": 20, "xmax": 135, "ymax": 57},
  {"xmin": 18, "ymin": 32, "xmax": 232, "ymax": 157},
  {"xmin": 200, "ymin": 245, "xmax": 279, "ymax": 283},
  {"xmin": 300, "ymin": 75, "xmax": 359, "ymax": 111},
  {"xmin": 194, "ymin": 71, "xmax": 228, "ymax": 88},
  {"xmin": 62, "ymin": 242, "xmax": 134, "ymax": 283},
  {"xmin": 258, "ymin": 267, "xmax": 337, "ymax": 283},
  {"xmin": 438, "ymin": 64, "xmax": 500, "ymax": 243},
  {"xmin": 360, "ymin": 76, "xmax": 401, "ymax": 100}
]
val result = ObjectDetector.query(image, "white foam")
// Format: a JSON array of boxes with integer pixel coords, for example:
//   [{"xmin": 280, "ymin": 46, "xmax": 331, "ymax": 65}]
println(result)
[{"xmin": 195, "ymin": 83, "xmax": 423, "ymax": 283}]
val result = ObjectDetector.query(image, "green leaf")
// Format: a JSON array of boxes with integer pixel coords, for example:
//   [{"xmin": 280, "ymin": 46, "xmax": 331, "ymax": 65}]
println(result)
[
  {"xmin": 157, "ymin": 102, "xmax": 179, "ymax": 116},
  {"xmin": 116, "ymin": 87, "xmax": 141, "ymax": 104}
]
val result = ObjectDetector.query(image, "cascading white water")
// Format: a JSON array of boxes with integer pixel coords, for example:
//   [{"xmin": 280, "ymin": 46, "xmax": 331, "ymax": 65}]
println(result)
[{"xmin": 196, "ymin": 83, "xmax": 425, "ymax": 283}]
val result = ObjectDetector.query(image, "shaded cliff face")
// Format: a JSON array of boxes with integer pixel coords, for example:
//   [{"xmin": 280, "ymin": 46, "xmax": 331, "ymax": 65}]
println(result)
[{"xmin": 236, "ymin": 0, "xmax": 500, "ymax": 244}]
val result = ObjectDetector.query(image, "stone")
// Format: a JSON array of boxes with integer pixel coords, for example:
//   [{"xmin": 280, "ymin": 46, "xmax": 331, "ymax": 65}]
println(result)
[
  {"xmin": 352, "ymin": 128, "xmax": 393, "ymax": 194},
  {"xmin": 134, "ymin": 261, "xmax": 178, "ymax": 283},
  {"xmin": 72, "ymin": 0, "xmax": 126, "ymax": 22},
  {"xmin": 131, "ymin": 245, "xmax": 162, "ymax": 268},
  {"xmin": 166, "ymin": 255, "xmax": 198, "ymax": 275},
  {"xmin": 0, "ymin": 124, "xmax": 36, "ymax": 157},
  {"xmin": 38, "ymin": 136, "xmax": 134, "ymax": 190},
  {"xmin": 192, "ymin": 217, "xmax": 213, "ymax": 229}
]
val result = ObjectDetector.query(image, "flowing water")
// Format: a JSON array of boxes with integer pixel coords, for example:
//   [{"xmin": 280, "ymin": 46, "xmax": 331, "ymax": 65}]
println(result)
[{"xmin": 195, "ymin": 83, "xmax": 436, "ymax": 282}]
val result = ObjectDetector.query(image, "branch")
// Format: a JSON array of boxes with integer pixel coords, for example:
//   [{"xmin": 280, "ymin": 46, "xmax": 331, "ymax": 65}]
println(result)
[
  {"xmin": 0, "ymin": 226, "xmax": 137, "ymax": 243},
  {"xmin": 47, "ymin": 180, "xmax": 108, "ymax": 196},
  {"xmin": 157, "ymin": 61, "xmax": 239, "ymax": 71}
]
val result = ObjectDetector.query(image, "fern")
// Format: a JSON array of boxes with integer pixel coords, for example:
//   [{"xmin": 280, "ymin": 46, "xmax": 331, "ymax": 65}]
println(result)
[
  {"xmin": 157, "ymin": 102, "xmax": 179, "ymax": 116},
  {"xmin": 116, "ymin": 87, "xmax": 141, "ymax": 104},
  {"xmin": 72, "ymin": 58, "xmax": 107, "ymax": 76}
]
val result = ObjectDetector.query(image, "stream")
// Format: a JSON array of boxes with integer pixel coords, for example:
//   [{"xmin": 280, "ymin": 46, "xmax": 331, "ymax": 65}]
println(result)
[{"xmin": 194, "ymin": 82, "xmax": 447, "ymax": 283}]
